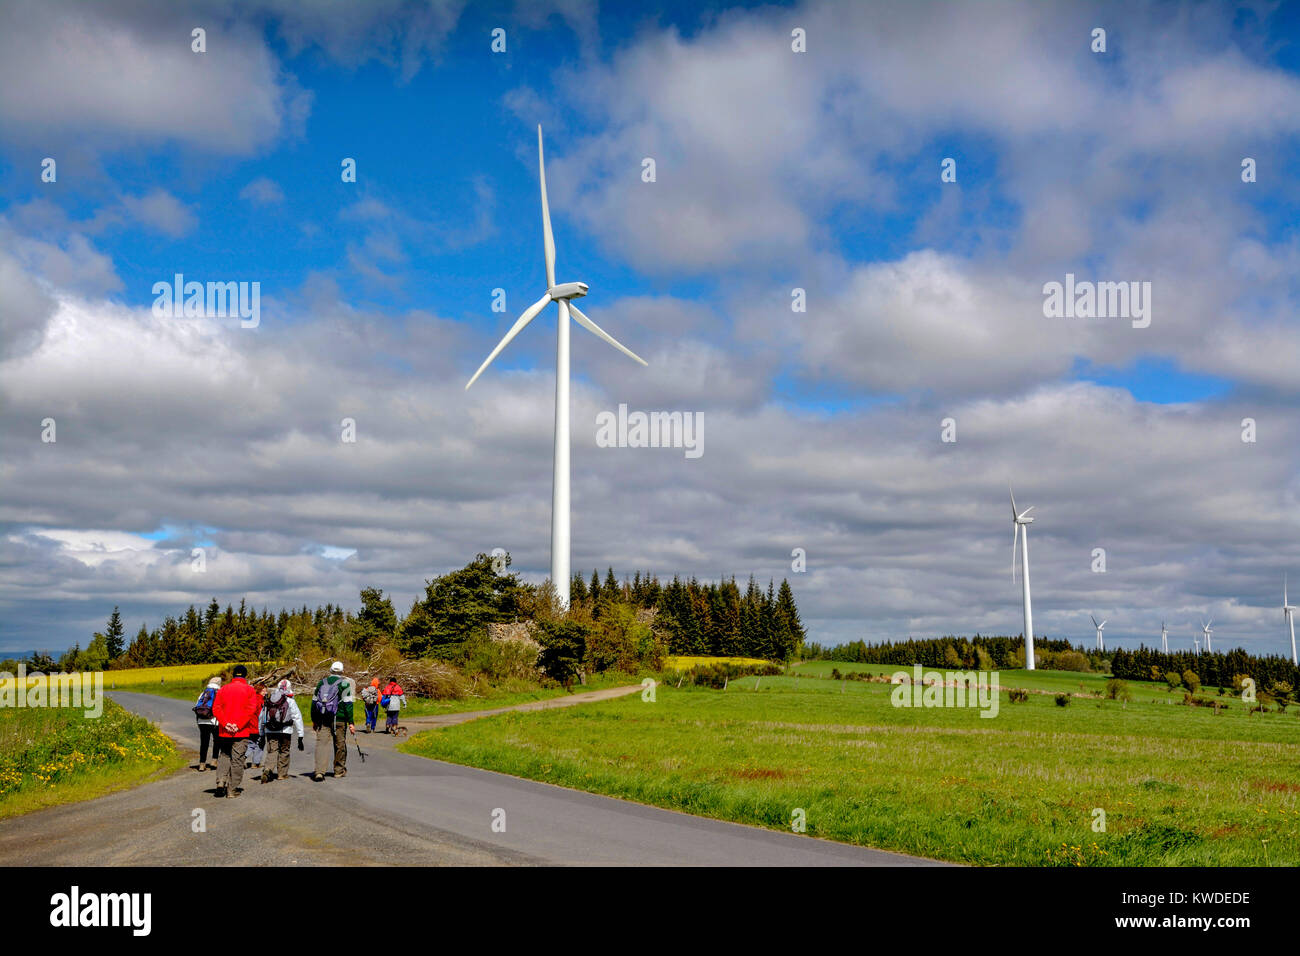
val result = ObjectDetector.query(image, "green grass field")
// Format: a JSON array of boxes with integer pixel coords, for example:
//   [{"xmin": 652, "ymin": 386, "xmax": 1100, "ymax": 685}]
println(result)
[
  {"xmin": 0, "ymin": 698, "xmax": 185, "ymax": 820},
  {"xmin": 401, "ymin": 669, "xmax": 1300, "ymax": 866},
  {"xmin": 790, "ymin": 660, "xmax": 1231, "ymax": 704}
]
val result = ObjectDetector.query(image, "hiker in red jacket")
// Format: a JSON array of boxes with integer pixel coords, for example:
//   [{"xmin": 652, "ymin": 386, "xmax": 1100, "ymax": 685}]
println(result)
[
  {"xmin": 381, "ymin": 677, "xmax": 406, "ymax": 734},
  {"xmin": 212, "ymin": 664, "xmax": 262, "ymax": 798}
]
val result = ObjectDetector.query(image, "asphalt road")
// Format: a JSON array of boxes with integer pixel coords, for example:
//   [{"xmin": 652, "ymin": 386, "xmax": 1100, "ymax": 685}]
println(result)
[{"xmin": 0, "ymin": 689, "xmax": 943, "ymax": 866}]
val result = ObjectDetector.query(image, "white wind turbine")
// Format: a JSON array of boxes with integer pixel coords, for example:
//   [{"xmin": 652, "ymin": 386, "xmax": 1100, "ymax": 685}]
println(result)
[
  {"xmin": 1010, "ymin": 488, "xmax": 1036, "ymax": 670},
  {"xmin": 1200, "ymin": 618, "xmax": 1213, "ymax": 653},
  {"xmin": 1161, "ymin": 620, "xmax": 1168, "ymax": 654},
  {"xmin": 1284, "ymin": 575, "xmax": 1297, "ymax": 666},
  {"xmin": 465, "ymin": 126, "xmax": 648, "ymax": 608},
  {"xmin": 1091, "ymin": 614, "xmax": 1107, "ymax": 652}
]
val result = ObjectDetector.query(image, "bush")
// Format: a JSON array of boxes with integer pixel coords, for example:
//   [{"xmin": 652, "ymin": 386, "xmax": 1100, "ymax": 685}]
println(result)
[
  {"xmin": 1165, "ymin": 671, "xmax": 1182, "ymax": 692},
  {"xmin": 1008, "ymin": 688, "xmax": 1029, "ymax": 703},
  {"xmin": 583, "ymin": 604, "xmax": 663, "ymax": 675},
  {"xmin": 1054, "ymin": 693, "xmax": 1070, "ymax": 707},
  {"xmin": 463, "ymin": 634, "xmax": 540, "ymax": 683},
  {"xmin": 535, "ymin": 619, "xmax": 594, "ymax": 687},
  {"xmin": 1182, "ymin": 670, "xmax": 1201, "ymax": 695},
  {"xmin": 1267, "ymin": 681, "xmax": 1294, "ymax": 712},
  {"xmin": 1105, "ymin": 678, "xmax": 1132, "ymax": 702},
  {"xmin": 1049, "ymin": 650, "xmax": 1092, "ymax": 672}
]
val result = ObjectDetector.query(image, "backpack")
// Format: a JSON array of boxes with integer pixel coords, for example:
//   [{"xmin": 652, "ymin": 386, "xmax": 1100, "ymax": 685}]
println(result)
[
  {"xmin": 193, "ymin": 687, "xmax": 216, "ymax": 720},
  {"xmin": 264, "ymin": 693, "xmax": 291, "ymax": 732},
  {"xmin": 380, "ymin": 694, "xmax": 391, "ymax": 708},
  {"xmin": 314, "ymin": 677, "xmax": 341, "ymax": 719}
]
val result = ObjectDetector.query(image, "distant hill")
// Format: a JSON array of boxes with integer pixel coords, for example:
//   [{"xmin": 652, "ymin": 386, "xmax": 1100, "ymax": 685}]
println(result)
[{"xmin": 0, "ymin": 650, "xmax": 42, "ymax": 664}]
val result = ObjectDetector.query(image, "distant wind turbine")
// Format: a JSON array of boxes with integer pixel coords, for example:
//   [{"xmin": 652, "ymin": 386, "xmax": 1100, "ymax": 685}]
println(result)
[
  {"xmin": 1284, "ymin": 575, "xmax": 1297, "ymax": 666},
  {"xmin": 1160, "ymin": 620, "xmax": 1168, "ymax": 654},
  {"xmin": 1010, "ymin": 488, "xmax": 1036, "ymax": 670},
  {"xmin": 465, "ymin": 126, "xmax": 648, "ymax": 608},
  {"xmin": 1091, "ymin": 614, "xmax": 1107, "ymax": 652},
  {"xmin": 1194, "ymin": 636, "xmax": 1201, "ymax": 654},
  {"xmin": 1200, "ymin": 618, "xmax": 1213, "ymax": 653}
]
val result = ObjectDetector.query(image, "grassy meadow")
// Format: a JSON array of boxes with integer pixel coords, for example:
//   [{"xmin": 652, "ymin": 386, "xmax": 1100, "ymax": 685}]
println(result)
[
  {"xmin": 0, "ymin": 698, "xmax": 184, "ymax": 820},
  {"xmin": 401, "ymin": 665, "xmax": 1300, "ymax": 866}
]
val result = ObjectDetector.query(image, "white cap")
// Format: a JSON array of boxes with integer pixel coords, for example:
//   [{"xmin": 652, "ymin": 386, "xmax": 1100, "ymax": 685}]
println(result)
[{"xmin": 330, "ymin": 661, "xmax": 344, "ymax": 673}]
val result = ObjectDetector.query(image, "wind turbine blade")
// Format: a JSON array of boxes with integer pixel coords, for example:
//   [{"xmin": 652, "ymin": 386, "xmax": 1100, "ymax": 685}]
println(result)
[
  {"xmin": 1009, "ymin": 487, "xmax": 1017, "ymax": 520},
  {"xmin": 1011, "ymin": 524, "xmax": 1019, "ymax": 582},
  {"xmin": 1286, "ymin": 574, "xmax": 1289, "ymax": 608},
  {"xmin": 568, "ymin": 303, "xmax": 648, "ymax": 366},
  {"xmin": 1091, "ymin": 615, "xmax": 1098, "ymax": 628},
  {"xmin": 538, "ymin": 126, "xmax": 556, "ymax": 289},
  {"xmin": 1100, "ymin": 620, "xmax": 1106, "ymax": 629},
  {"xmin": 464, "ymin": 293, "xmax": 553, "ymax": 389}
]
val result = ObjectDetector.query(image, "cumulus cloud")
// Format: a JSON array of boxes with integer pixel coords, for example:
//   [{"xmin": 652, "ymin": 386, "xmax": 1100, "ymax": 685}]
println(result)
[
  {"xmin": 239, "ymin": 177, "xmax": 285, "ymax": 205},
  {"xmin": 3, "ymin": 282, "xmax": 1300, "ymax": 657},
  {"xmin": 119, "ymin": 189, "xmax": 198, "ymax": 237}
]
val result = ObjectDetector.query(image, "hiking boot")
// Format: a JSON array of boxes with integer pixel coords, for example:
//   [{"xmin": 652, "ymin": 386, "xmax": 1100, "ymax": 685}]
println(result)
[
  {"xmin": 335, "ymin": 768, "xmax": 347, "ymax": 778},
  {"xmin": 260, "ymin": 772, "xmax": 271, "ymax": 784},
  {"xmin": 312, "ymin": 773, "xmax": 324, "ymax": 782},
  {"xmin": 229, "ymin": 788, "xmax": 241, "ymax": 798},
  {"xmin": 214, "ymin": 786, "xmax": 227, "ymax": 798},
  {"xmin": 196, "ymin": 764, "xmax": 207, "ymax": 772},
  {"xmin": 206, "ymin": 763, "xmax": 217, "ymax": 770}
]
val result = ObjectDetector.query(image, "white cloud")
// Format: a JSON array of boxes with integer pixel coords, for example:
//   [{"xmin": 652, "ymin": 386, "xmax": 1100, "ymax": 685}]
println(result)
[
  {"xmin": 239, "ymin": 177, "xmax": 285, "ymax": 205},
  {"xmin": 120, "ymin": 189, "xmax": 198, "ymax": 237}
]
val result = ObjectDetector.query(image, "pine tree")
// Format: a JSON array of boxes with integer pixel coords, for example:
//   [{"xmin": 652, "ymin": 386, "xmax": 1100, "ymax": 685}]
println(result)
[{"xmin": 104, "ymin": 606, "xmax": 125, "ymax": 660}]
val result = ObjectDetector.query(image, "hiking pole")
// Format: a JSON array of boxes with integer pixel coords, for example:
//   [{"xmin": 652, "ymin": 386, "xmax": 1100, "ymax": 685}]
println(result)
[{"xmin": 354, "ymin": 729, "xmax": 366, "ymax": 762}]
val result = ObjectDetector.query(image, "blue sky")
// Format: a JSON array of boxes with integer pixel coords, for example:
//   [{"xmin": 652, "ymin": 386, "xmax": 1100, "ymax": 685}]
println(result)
[{"xmin": 3, "ymin": 0, "xmax": 1300, "ymax": 658}]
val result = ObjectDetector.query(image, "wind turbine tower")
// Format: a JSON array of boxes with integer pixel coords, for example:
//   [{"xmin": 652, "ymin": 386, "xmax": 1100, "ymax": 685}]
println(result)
[
  {"xmin": 1010, "ymin": 488, "xmax": 1036, "ymax": 670},
  {"xmin": 465, "ymin": 127, "xmax": 648, "ymax": 608}
]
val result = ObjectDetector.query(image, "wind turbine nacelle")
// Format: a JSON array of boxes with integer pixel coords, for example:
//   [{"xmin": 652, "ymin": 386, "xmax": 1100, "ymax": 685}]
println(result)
[{"xmin": 548, "ymin": 281, "xmax": 588, "ymax": 300}]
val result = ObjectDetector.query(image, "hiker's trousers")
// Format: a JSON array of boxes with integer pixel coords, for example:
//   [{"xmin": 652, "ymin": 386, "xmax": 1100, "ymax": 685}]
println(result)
[
  {"xmin": 264, "ymin": 733, "xmax": 294, "ymax": 779},
  {"xmin": 314, "ymin": 723, "xmax": 348, "ymax": 776},
  {"xmin": 215, "ymin": 737, "xmax": 249, "ymax": 791},
  {"xmin": 197, "ymin": 723, "xmax": 218, "ymax": 764}
]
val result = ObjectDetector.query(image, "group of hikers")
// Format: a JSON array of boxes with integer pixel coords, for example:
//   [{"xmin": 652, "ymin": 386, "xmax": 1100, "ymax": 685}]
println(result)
[{"xmin": 192, "ymin": 662, "xmax": 407, "ymax": 797}]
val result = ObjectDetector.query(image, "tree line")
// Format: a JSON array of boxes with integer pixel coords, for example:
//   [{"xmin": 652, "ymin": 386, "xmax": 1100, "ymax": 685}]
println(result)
[
  {"xmin": 2, "ymin": 555, "xmax": 807, "ymax": 677},
  {"xmin": 805, "ymin": 635, "xmax": 1097, "ymax": 672},
  {"xmin": 1110, "ymin": 645, "xmax": 1300, "ymax": 692}
]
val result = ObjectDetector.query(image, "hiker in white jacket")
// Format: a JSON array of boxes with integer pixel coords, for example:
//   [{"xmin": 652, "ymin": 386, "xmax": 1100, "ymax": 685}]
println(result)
[
  {"xmin": 258, "ymin": 679, "xmax": 305, "ymax": 783},
  {"xmin": 193, "ymin": 677, "xmax": 221, "ymax": 771}
]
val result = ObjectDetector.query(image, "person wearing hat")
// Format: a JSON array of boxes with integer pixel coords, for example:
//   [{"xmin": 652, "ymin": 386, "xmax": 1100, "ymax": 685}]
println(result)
[
  {"xmin": 310, "ymin": 661, "xmax": 355, "ymax": 781},
  {"xmin": 211, "ymin": 664, "xmax": 262, "ymax": 797},
  {"xmin": 192, "ymin": 676, "xmax": 221, "ymax": 771},
  {"xmin": 259, "ymin": 678, "xmax": 305, "ymax": 783}
]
